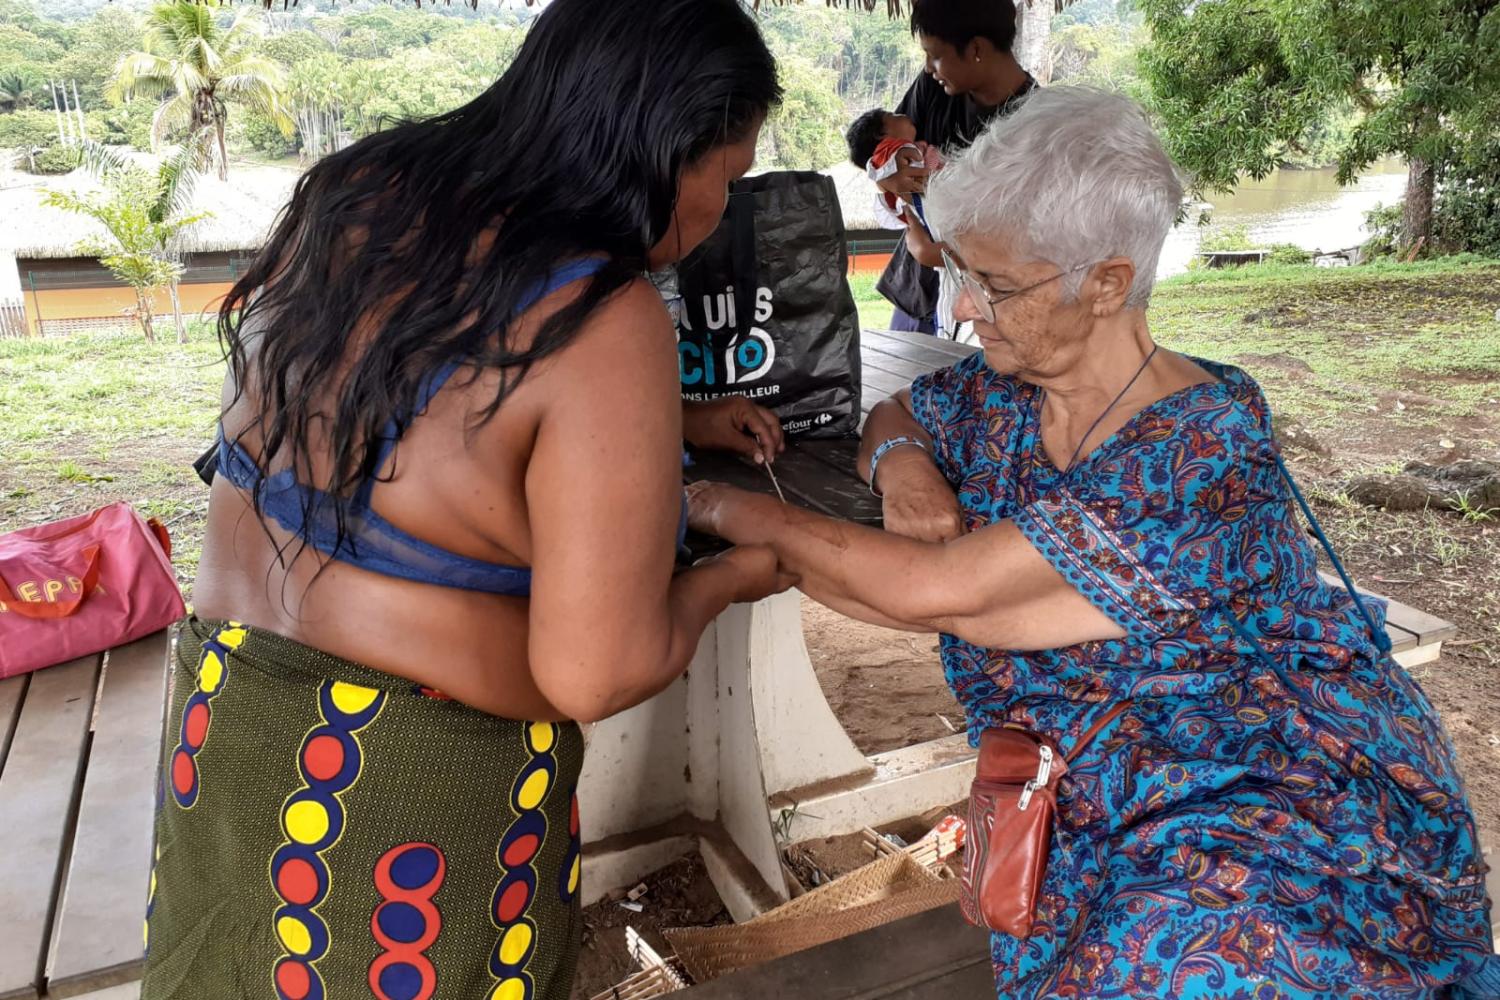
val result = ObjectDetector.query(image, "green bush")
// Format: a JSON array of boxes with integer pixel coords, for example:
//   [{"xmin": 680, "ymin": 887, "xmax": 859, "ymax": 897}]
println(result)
[
  {"xmin": 91, "ymin": 100, "xmax": 157, "ymax": 151},
  {"xmin": 1199, "ymin": 223, "xmax": 1254, "ymax": 252},
  {"xmin": 0, "ymin": 108, "xmax": 62, "ymax": 150},
  {"xmin": 232, "ymin": 106, "xmax": 298, "ymax": 158},
  {"xmin": 27, "ymin": 142, "xmax": 79, "ymax": 174},
  {"xmin": 1434, "ymin": 138, "xmax": 1500, "ymax": 258},
  {"xmin": 1361, "ymin": 201, "xmax": 1404, "ymax": 260},
  {"xmin": 1267, "ymin": 243, "xmax": 1312, "ymax": 265}
]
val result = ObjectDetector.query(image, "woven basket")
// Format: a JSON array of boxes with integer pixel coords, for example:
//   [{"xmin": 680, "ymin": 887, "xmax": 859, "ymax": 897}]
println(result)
[{"xmin": 663, "ymin": 851, "xmax": 960, "ymax": 983}]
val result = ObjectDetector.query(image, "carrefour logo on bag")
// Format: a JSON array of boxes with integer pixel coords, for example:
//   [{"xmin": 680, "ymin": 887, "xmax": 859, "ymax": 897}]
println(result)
[{"xmin": 678, "ymin": 286, "xmax": 776, "ymax": 387}]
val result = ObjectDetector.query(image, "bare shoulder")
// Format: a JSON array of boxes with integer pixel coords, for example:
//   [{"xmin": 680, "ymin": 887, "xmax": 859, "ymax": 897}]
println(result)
[{"xmin": 529, "ymin": 277, "xmax": 675, "ymax": 380}]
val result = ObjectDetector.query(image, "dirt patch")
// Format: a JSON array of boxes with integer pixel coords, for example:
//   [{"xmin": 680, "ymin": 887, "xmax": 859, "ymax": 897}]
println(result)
[
  {"xmin": 572, "ymin": 854, "xmax": 728, "ymax": 999},
  {"xmin": 801, "ymin": 598, "xmax": 962, "ymax": 754}
]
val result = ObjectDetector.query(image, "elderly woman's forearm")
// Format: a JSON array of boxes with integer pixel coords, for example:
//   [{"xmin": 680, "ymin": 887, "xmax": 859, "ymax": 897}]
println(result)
[
  {"xmin": 857, "ymin": 392, "xmax": 929, "ymax": 481},
  {"xmin": 730, "ymin": 499, "xmax": 947, "ymax": 625}
]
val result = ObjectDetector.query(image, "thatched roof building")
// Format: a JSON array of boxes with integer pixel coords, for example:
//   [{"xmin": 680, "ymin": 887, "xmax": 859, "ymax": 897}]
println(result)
[
  {"xmin": 0, "ymin": 158, "xmax": 299, "ymax": 260},
  {"xmin": 2, "ymin": 155, "xmax": 882, "ymax": 260}
]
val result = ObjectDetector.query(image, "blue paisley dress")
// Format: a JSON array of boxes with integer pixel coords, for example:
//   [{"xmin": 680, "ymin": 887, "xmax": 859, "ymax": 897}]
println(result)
[{"xmin": 909, "ymin": 352, "xmax": 1494, "ymax": 999}]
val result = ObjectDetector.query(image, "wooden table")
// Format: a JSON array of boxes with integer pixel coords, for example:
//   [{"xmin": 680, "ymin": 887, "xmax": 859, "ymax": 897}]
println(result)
[{"xmin": 0, "ymin": 632, "xmax": 170, "ymax": 1000}]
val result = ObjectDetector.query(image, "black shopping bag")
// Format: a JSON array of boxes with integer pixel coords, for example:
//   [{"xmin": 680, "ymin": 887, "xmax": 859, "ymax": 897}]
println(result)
[{"xmin": 677, "ymin": 171, "xmax": 862, "ymax": 438}]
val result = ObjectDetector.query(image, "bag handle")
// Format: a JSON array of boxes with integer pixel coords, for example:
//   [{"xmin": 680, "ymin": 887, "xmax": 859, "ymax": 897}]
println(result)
[
  {"xmin": 0, "ymin": 543, "xmax": 103, "ymax": 620},
  {"xmin": 1219, "ymin": 456, "xmax": 1393, "ymax": 667},
  {"xmin": 147, "ymin": 517, "xmax": 173, "ymax": 560}
]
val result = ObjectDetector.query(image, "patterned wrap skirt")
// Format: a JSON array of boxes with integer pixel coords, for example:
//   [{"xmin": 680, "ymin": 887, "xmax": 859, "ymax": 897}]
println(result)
[{"xmin": 143, "ymin": 617, "xmax": 585, "ymax": 1000}]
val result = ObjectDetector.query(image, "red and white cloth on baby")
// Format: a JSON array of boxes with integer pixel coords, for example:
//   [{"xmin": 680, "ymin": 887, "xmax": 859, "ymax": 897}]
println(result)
[{"xmin": 866, "ymin": 137, "xmax": 945, "ymax": 230}]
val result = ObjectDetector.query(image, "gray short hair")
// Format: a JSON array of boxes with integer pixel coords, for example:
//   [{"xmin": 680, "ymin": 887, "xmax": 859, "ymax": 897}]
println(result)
[{"xmin": 926, "ymin": 86, "xmax": 1183, "ymax": 308}]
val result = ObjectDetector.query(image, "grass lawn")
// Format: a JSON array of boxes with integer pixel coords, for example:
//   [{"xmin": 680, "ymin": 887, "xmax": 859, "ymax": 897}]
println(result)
[{"xmin": 5, "ymin": 256, "xmax": 1500, "ymax": 829}]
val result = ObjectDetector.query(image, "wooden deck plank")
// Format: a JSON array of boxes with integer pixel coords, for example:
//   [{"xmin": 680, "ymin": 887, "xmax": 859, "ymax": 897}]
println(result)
[
  {"xmin": 859, "ymin": 347, "xmax": 925, "ymax": 382},
  {"xmin": 864, "ymin": 328, "xmax": 973, "ymax": 363},
  {"xmin": 679, "ymin": 904, "xmax": 991, "ymax": 998},
  {"xmin": 860, "ymin": 364, "xmax": 912, "ymax": 402},
  {"xmin": 0, "ymin": 674, "xmax": 28, "ymax": 773},
  {"xmin": 0, "ymin": 655, "xmax": 102, "ymax": 1000},
  {"xmin": 861, "ymin": 336, "xmax": 966, "ymax": 376},
  {"xmin": 48, "ymin": 633, "xmax": 172, "ymax": 996},
  {"xmin": 1316, "ymin": 571, "xmax": 1452, "ymax": 649},
  {"xmin": 1374, "ymin": 597, "xmax": 1458, "ymax": 646},
  {"xmin": 862, "ymin": 338, "xmax": 973, "ymax": 374}
]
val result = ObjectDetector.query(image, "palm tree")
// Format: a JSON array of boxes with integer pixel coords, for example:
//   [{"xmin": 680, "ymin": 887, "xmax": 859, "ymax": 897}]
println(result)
[
  {"xmin": 111, "ymin": 0, "xmax": 291, "ymax": 180},
  {"xmin": 0, "ymin": 72, "xmax": 38, "ymax": 114},
  {"xmin": 46, "ymin": 137, "xmax": 212, "ymax": 343}
]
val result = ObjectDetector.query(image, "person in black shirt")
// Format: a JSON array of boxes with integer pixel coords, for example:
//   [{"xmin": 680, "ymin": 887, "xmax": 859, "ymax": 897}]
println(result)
[{"xmin": 876, "ymin": 0, "xmax": 1036, "ymax": 334}]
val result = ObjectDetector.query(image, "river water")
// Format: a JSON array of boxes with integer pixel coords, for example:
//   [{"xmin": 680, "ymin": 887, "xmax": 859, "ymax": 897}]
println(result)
[{"xmin": 1157, "ymin": 159, "xmax": 1409, "ymax": 277}]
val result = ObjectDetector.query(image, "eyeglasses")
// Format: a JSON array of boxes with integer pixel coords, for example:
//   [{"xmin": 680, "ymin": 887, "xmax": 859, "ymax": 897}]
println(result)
[{"xmin": 940, "ymin": 249, "xmax": 1097, "ymax": 325}]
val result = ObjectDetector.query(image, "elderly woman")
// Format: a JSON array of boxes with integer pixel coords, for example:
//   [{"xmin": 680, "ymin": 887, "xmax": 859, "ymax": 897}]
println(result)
[{"xmin": 690, "ymin": 88, "xmax": 1495, "ymax": 998}]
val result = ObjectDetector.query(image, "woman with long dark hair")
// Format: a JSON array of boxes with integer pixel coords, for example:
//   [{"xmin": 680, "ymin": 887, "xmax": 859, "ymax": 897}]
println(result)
[{"xmin": 144, "ymin": 3, "xmax": 784, "ymax": 997}]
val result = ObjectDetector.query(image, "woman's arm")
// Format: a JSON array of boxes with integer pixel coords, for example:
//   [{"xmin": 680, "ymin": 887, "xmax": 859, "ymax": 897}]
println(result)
[
  {"xmin": 904, "ymin": 211, "xmax": 945, "ymax": 268},
  {"xmin": 689, "ymin": 485, "xmax": 1125, "ymax": 651},
  {"xmin": 527, "ymin": 283, "xmax": 788, "ymax": 723},
  {"xmin": 858, "ymin": 391, "xmax": 966, "ymax": 543}
]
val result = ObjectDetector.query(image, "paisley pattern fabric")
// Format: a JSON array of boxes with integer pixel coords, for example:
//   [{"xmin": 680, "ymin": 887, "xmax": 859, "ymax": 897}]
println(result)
[{"xmin": 910, "ymin": 352, "xmax": 1494, "ymax": 999}]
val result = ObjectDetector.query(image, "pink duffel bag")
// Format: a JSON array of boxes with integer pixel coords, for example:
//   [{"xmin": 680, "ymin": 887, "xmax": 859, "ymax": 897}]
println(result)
[{"xmin": 0, "ymin": 502, "xmax": 186, "ymax": 679}]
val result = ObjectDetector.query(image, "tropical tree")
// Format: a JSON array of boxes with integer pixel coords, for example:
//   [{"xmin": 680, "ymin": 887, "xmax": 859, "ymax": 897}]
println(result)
[
  {"xmin": 1138, "ymin": 0, "xmax": 1500, "ymax": 253},
  {"xmin": 0, "ymin": 72, "xmax": 39, "ymax": 113},
  {"xmin": 43, "ymin": 141, "xmax": 210, "ymax": 342},
  {"xmin": 111, "ymin": 0, "xmax": 291, "ymax": 179}
]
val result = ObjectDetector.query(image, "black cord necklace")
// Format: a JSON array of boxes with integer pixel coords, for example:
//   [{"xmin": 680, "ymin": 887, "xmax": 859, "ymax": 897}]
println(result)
[{"xmin": 1052, "ymin": 345, "xmax": 1160, "ymax": 476}]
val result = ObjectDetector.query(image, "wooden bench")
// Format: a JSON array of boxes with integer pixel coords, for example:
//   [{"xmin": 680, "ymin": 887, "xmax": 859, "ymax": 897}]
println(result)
[{"xmin": 0, "ymin": 631, "xmax": 170, "ymax": 1000}]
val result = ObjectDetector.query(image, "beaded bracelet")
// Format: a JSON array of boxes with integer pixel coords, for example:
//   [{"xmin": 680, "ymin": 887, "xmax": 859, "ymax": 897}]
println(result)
[{"xmin": 868, "ymin": 436, "xmax": 929, "ymax": 497}]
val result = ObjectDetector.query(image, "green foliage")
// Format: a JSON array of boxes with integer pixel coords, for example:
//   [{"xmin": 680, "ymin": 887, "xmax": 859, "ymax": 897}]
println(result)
[
  {"xmin": 113, "ymin": 1, "xmax": 291, "ymax": 176},
  {"xmin": 1362, "ymin": 202, "xmax": 1404, "ymax": 260},
  {"xmin": 337, "ymin": 7, "xmax": 460, "ymax": 60},
  {"xmin": 0, "ymin": 108, "xmax": 61, "ymax": 150},
  {"xmin": 234, "ymin": 105, "xmax": 299, "ymax": 157},
  {"xmin": 1280, "ymin": 103, "xmax": 1360, "ymax": 171},
  {"xmin": 259, "ymin": 29, "xmax": 329, "ymax": 70},
  {"xmin": 41, "ymin": 153, "xmax": 209, "ymax": 338},
  {"xmin": 90, "ymin": 99, "xmax": 157, "ymax": 150},
  {"xmin": 1267, "ymin": 243, "xmax": 1313, "ymax": 265},
  {"xmin": 1138, "ymin": 0, "xmax": 1500, "ymax": 257},
  {"xmin": 29, "ymin": 142, "xmax": 80, "ymax": 174},
  {"xmin": 52, "ymin": 6, "xmax": 141, "ymax": 109},
  {"xmin": 0, "ymin": 71, "xmax": 42, "ymax": 113},
  {"xmin": 0, "ymin": 21, "xmax": 66, "ymax": 69},
  {"xmin": 350, "ymin": 47, "xmax": 479, "ymax": 131},
  {"xmin": 1199, "ymin": 224, "xmax": 1254, "ymax": 253},
  {"xmin": 1049, "ymin": 20, "xmax": 1144, "ymax": 93},
  {"xmin": 1434, "ymin": 136, "xmax": 1500, "ymax": 258},
  {"xmin": 758, "ymin": 52, "xmax": 847, "ymax": 170}
]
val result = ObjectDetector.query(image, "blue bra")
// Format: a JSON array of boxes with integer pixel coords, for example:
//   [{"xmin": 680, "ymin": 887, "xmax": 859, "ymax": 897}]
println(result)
[{"xmin": 219, "ymin": 259, "xmax": 687, "ymax": 596}]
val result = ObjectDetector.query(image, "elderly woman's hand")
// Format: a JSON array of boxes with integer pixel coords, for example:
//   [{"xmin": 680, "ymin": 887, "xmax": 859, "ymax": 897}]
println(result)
[{"xmin": 875, "ymin": 449, "xmax": 967, "ymax": 543}]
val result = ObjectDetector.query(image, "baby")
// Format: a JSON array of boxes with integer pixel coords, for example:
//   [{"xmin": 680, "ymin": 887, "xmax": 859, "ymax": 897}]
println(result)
[{"xmin": 845, "ymin": 109, "xmax": 944, "ymax": 232}]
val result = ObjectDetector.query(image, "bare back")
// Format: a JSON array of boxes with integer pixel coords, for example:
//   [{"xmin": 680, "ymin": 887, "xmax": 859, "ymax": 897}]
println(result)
[{"xmin": 194, "ymin": 277, "xmax": 682, "ymax": 720}]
